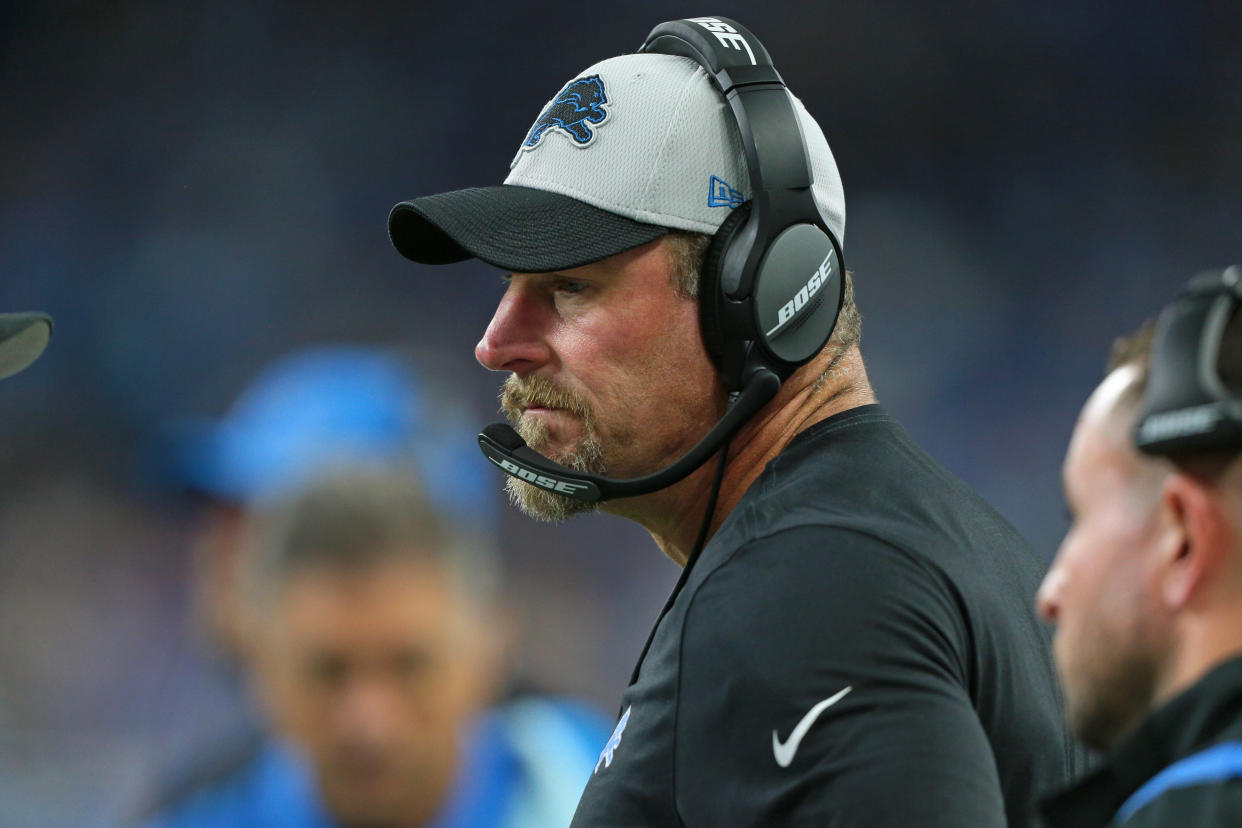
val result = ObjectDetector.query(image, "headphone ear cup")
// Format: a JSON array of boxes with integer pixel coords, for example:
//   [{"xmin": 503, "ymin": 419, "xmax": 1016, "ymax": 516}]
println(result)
[{"xmin": 698, "ymin": 203, "xmax": 752, "ymax": 377}]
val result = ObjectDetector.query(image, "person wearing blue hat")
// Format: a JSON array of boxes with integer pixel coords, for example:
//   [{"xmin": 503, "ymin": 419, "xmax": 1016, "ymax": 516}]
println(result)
[
  {"xmin": 135, "ymin": 345, "xmax": 608, "ymax": 828},
  {"xmin": 147, "ymin": 345, "xmax": 495, "ymax": 665},
  {"xmin": 0, "ymin": 312, "xmax": 52, "ymax": 381}
]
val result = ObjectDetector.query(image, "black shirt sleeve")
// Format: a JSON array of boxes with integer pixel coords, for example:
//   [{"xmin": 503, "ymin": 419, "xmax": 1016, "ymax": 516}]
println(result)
[{"xmin": 674, "ymin": 525, "xmax": 1007, "ymax": 827}]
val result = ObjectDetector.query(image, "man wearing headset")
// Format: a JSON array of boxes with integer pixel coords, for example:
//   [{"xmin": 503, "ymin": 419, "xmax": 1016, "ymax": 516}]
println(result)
[
  {"xmin": 1039, "ymin": 267, "xmax": 1242, "ymax": 826},
  {"xmin": 389, "ymin": 17, "xmax": 1080, "ymax": 826}
]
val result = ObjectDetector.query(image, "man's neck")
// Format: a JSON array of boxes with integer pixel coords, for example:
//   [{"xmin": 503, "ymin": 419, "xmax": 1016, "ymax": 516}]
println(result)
[
  {"xmin": 1157, "ymin": 604, "xmax": 1242, "ymax": 712},
  {"xmin": 609, "ymin": 346, "xmax": 875, "ymax": 566}
]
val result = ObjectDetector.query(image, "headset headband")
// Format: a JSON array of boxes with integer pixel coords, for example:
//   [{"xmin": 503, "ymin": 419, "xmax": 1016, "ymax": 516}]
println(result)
[
  {"xmin": 640, "ymin": 17, "xmax": 824, "ymax": 298},
  {"xmin": 1136, "ymin": 265, "xmax": 1242, "ymax": 456}
]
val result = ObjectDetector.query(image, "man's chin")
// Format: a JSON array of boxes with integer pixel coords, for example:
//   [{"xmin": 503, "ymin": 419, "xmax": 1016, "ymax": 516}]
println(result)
[
  {"xmin": 505, "ymin": 446, "xmax": 607, "ymax": 522},
  {"xmin": 320, "ymin": 784, "xmax": 405, "ymax": 828},
  {"xmin": 505, "ymin": 476, "xmax": 599, "ymax": 523},
  {"xmin": 515, "ymin": 419, "xmax": 581, "ymax": 457},
  {"xmin": 323, "ymin": 773, "xmax": 455, "ymax": 828},
  {"xmin": 522, "ymin": 438, "xmax": 573, "ymax": 462},
  {"xmin": 498, "ymin": 420, "xmax": 607, "ymax": 521}
]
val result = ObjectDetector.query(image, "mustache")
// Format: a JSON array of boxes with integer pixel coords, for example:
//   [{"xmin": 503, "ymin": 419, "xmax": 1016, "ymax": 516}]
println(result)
[{"xmin": 500, "ymin": 375, "xmax": 594, "ymax": 423}]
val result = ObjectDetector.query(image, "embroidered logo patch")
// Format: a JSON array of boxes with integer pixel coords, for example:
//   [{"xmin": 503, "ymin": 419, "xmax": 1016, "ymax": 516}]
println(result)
[
  {"xmin": 523, "ymin": 75, "xmax": 610, "ymax": 150},
  {"xmin": 595, "ymin": 705, "xmax": 631, "ymax": 773},
  {"xmin": 708, "ymin": 175, "xmax": 745, "ymax": 208}
]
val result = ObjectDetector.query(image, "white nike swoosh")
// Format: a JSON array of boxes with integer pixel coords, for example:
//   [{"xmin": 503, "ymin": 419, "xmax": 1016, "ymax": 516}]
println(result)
[{"xmin": 771, "ymin": 686, "xmax": 853, "ymax": 768}]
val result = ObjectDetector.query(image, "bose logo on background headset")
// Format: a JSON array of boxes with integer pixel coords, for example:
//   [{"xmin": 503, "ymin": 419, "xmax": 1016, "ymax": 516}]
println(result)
[
  {"xmin": 479, "ymin": 16, "xmax": 845, "ymax": 502},
  {"xmin": 1138, "ymin": 406, "xmax": 1223, "ymax": 446}
]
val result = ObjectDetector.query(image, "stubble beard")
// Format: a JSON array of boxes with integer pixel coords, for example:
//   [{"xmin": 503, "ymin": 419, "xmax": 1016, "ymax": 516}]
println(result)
[
  {"xmin": 1062, "ymin": 616, "xmax": 1164, "ymax": 751},
  {"xmin": 500, "ymin": 375, "xmax": 607, "ymax": 522}
]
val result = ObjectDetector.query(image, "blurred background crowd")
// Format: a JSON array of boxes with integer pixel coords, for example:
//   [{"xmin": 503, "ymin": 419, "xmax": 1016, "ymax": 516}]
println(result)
[{"xmin": 0, "ymin": 1, "xmax": 1239, "ymax": 824}]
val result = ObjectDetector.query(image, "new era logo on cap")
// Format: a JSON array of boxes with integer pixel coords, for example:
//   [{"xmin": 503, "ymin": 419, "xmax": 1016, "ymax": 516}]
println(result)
[{"xmin": 708, "ymin": 175, "xmax": 745, "ymax": 209}]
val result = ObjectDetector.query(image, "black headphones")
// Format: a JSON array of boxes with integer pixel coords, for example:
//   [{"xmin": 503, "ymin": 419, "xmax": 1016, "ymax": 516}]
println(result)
[
  {"xmin": 1136, "ymin": 265, "xmax": 1242, "ymax": 456},
  {"xmin": 641, "ymin": 16, "xmax": 846, "ymax": 393},
  {"xmin": 477, "ymin": 17, "xmax": 845, "ymax": 502}
]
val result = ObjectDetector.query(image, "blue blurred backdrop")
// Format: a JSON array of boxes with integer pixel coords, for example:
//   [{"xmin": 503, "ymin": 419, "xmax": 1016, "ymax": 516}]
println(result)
[{"xmin": 0, "ymin": 2, "xmax": 1238, "ymax": 824}]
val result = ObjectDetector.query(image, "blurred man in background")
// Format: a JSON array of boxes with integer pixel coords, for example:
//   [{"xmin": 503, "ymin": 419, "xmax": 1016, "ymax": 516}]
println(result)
[
  {"xmin": 155, "ymin": 345, "xmax": 493, "ymax": 670},
  {"xmin": 138, "ymin": 345, "xmax": 606, "ymax": 827},
  {"xmin": 0, "ymin": 312, "xmax": 52, "ymax": 382},
  {"xmin": 1038, "ymin": 266, "xmax": 1242, "ymax": 826},
  {"xmin": 134, "ymin": 345, "xmax": 489, "ymax": 795},
  {"xmin": 147, "ymin": 467, "xmax": 603, "ymax": 828}
]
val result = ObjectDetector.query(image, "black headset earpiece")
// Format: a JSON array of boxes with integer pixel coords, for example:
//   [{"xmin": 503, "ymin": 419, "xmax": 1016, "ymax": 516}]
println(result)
[
  {"xmin": 698, "ymin": 202, "xmax": 752, "ymax": 380},
  {"xmin": 640, "ymin": 16, "xmax": 845, "ymax": 392},
  {"xmin": 1136, "ymin": 265, "xmax": 1242, "ymax": 456}
]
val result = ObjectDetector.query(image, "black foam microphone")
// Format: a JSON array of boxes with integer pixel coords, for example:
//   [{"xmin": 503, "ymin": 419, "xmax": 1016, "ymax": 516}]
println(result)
[{"xmin": 478, "ymin": 366, "xmax": 782, "ymax": 502}]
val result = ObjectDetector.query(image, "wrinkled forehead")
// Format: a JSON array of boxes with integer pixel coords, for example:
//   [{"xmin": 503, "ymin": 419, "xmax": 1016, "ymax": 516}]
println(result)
[{"xmin": 270, "ymin": 558, "xmax": 474, "ymax": 624}]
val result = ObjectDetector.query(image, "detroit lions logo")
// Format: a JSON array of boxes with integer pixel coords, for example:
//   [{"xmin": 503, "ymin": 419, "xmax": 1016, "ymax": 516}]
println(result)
[
  {"xmin": 595, "ymin": 705, "xmax": 631, "ymax": 773},
  {"xmin": 522, "ymin": 75, "xmax": 609, "ymax": 150}
]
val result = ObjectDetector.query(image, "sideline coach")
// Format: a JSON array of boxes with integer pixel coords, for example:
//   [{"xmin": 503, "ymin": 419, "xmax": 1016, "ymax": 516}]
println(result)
[
  {"xmin": 389, "ymin": 17, "xmax": 1081, "ymax": 826},
  {"xmin": 1039, "ymin": 266, "xmax": 1242, "ymax": 826}
]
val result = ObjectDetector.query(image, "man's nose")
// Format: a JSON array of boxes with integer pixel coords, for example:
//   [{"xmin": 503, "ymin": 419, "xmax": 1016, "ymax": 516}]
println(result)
[
  {"xmin": 335, "ymin": 676, "xmax": 400, "ymax": 741},
  {"xmin": 1035, "ymin": 561, "xmax": 1064, "ymax": 625},
  {"xmin": 474, "ymin": 280, "xmax": 553, "ymax": 376}
]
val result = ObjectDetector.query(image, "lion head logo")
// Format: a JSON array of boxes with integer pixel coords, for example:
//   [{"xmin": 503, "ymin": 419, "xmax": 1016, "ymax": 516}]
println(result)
[{"xmin": 522, "ymin": 75, "xmax": 610, "ymax": 150}]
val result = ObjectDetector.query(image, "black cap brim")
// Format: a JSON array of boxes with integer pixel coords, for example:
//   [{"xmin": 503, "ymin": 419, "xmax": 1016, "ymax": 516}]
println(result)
[
  {"xmin": 0, "ymin": 312, "xmax": 52, "ymax": 381},
  {"xmin": 388, "ymin": 185, "xmax": 667, "ymax": 273}
]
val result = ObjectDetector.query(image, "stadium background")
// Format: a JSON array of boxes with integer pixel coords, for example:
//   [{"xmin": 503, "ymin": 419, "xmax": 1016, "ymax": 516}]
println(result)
[{"xmin": 0, "ymin": 1, "xmax": 1239, "ymax": 824}]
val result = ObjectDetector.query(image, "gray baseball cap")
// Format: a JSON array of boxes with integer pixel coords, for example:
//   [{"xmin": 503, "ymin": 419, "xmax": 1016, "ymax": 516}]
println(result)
[
  {"xmin": 389, "ymin": 52, "xmax": 844, "ymax": 273},
  {"xmin": 0, "ymin": 313, "xmax": 53, "ymax": 380}
]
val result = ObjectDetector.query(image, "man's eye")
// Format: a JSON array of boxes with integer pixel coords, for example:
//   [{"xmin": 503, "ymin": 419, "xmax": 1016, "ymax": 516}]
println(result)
[{"xmin": 556, "ymin": 280, "xmax": 588, "ymax": 295}]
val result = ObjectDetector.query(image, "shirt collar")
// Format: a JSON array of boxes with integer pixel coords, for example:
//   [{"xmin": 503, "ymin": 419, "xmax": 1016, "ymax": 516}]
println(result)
[{"xmin": 1041, "ymin": 654, "xmax": 1242, "ymax": 826}]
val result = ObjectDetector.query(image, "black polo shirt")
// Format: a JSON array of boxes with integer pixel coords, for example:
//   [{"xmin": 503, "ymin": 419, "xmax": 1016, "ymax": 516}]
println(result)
[
  {"xmin": 571, "ymin": 405, "xmax": 1083, "ymax": 827},
  {"xmin": 1041, "ymin": 656, "xmax": 1242, "ymax": 827}
]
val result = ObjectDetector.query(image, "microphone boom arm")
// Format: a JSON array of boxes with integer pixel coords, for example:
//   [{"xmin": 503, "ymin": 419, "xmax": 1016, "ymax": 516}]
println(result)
[{"xmin": 477, "ymin": 367, "xmax": 781, "ymax": 502}]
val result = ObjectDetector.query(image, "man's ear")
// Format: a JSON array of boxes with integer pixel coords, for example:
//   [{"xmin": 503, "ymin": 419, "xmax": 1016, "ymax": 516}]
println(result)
[{"xmin": 1157, "ymin": 473, "xmax": 1229, "ymax": 611}]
